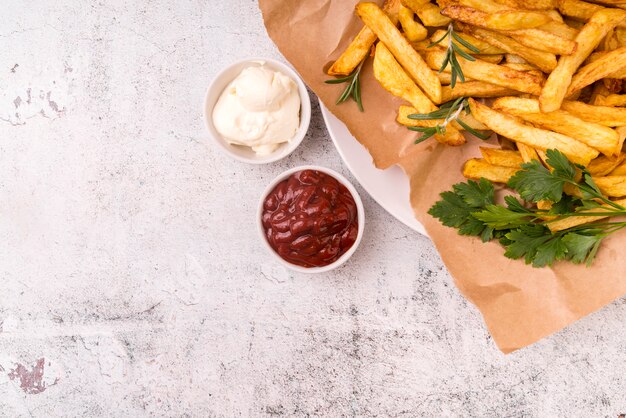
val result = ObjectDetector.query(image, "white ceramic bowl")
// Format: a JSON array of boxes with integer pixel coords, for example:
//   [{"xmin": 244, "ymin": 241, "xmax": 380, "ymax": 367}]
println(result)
[
  {"xmin": 204, "ymin": 58, "xmax": 311, "ymax": 164},
  {"xmin": 257, "ymin": 166, "xmax": 365, "ymax": 274}
]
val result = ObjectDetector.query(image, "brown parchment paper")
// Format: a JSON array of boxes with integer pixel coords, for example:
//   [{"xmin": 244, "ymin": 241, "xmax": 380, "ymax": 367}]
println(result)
[{"xmin": 258, "ymin": 0, "xmax": 626, "ymax": 353}]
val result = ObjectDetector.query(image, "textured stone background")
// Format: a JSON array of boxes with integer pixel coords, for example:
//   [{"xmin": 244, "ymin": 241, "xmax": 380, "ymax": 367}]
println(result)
[{"xmin": 2, "ymin": 0, "xmax": 626, "ymax": 416}]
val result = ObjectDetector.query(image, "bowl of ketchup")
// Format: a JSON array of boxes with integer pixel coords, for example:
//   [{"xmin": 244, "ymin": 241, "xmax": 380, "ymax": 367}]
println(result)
[{"xmin": 258, "ymin": 166, "xmax": 365, "ymax": 273}]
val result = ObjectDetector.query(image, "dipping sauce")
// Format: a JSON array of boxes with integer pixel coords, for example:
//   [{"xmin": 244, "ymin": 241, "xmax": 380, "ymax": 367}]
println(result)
[
  {"xmin": 261, "ymin": 170, "xmax": 359, "ymax": 268},
  {"xmin": 212, "ymin": 64, "xmax": 301, "ymax": 155}
]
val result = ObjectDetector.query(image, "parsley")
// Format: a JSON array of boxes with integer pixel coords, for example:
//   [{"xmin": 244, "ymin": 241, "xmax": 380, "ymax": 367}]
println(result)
[{"xmin": 430, "ymin": 149, "xmax": 626, "ymax": 267}]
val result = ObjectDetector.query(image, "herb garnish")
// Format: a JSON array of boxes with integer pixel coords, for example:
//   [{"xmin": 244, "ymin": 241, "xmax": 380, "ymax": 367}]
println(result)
[
  {"xmin": 407, "ymin": 97, "xmax": 491, "ymax": 143},
  {"xmin": 429, "ymin": 149, "xmax": 626, "ymax": 267},
  {"xmin": 428, "ymin": 23, "xmax": 479, "ymax": 88},
  {"xmin": 325, "ymin": 59, "xmax": 365, "ymax": 111}
]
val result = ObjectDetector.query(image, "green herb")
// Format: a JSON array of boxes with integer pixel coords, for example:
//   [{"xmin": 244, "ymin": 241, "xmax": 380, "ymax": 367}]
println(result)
[
  {"xmin": 428, "ymin": 23, "xmax": 479, "ymax": 88},
  {"xmin": 429, "ymin": 149, "xmax": 626, "ymax": 267},
  {"xmin": 407, "ymin": 97, "xmax": 492, "ymax": 143},
  {"xmin": 325, "ymin": 59, "xmax": 365, "ymax": 111}
]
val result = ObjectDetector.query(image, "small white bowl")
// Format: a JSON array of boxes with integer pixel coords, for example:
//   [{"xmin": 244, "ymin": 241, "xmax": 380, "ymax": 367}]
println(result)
[
  {"xmin": 204, "ymin": 58, "xmax": 311, "ymax": 164},
  {"xmin": 257, "ymin": 166, "xmax": 365, "ymax": 273}
]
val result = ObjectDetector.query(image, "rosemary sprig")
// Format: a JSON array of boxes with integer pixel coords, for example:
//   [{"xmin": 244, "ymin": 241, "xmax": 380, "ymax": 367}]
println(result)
[
  {"xmin": 428, "ymin": 23, "xmax": 479, "ymax": 88},
  {"xmin": 325, "ymin": 59, "xmax": 365, "ymax": 111},
  {"xmin": 407, "ymin": 97, "xmax": 491, "ymax": 143}
]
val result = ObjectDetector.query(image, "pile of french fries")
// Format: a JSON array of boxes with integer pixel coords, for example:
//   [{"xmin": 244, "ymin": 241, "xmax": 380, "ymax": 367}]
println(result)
[{"xmin": 328, "ymin": 0, "xmax": 626, "ymax": 228}]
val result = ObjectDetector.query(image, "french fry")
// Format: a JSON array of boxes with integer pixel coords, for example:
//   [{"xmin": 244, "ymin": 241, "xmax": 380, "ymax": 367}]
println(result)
[
  {"xmin": 469, "ymin": 99, "xmax": 600, "ymax": 165},
  {"xmin": 399, "ymin": 5, "xmax": 428, "ymax": 42},
  {"xmin": 441, "ymin": 81, "xmax": 519, "ymax": 102},
  {"xmin": 585, "ymin": 51, "xmax": 626, "ymax": 78},
  {"xmin": 593, "ymin": 176, "xmax": 626, "ymax": 197},
  {"xmin": 460, "ymin": 0, "xmax": 575, "ymax": 41},
  {"xmin": 416, "ymin": 3, "xmax": 452, "ymax": 26},
  {"xmin": 437, "ymin": 72, "xmax": 475, "ymax": 84},
  {"xmin": 539, "ymin": 8, "xmax": 626, "ymax": 112},
  {"xmin": 463, "ymin": 158, "xmax": 519, "ymax": 183},
  {"xmin": 505, "ymin": 54, "xmax": 529, "ymax": 64},
  {"xmin": 430, "ymin": 29, "xmax": 506, "ymax": 54},
  {"xmin": 567, "ymin": 46, "xmax": 626, "ymax": 94},
  {"xmin": 475, "ymin": 54, "xmax": 505, "ymax": 64},
  {"xmin": 397, "ymin": 105, "xmax": 489, "ymax": 131},
  {"xmin": 505, "ymin": 29, "xmax": 578, "ymax": 55},
  {"xmin": 492, "ymin": 0, "xmax": 558, "ymax": 10},
  {"xmin": 557, "ymin": 0, "xmax": 626, "ymax": 29},
  {"xmin": 328, "ymin": 0, "xmax": 401, "ymax": 75},
  {"xmin": 400, "ymin": 0, "xmax": 431, "ymax": 12},
  {"xmin": 441, "ymin": 6, "xmax": 552, "ymax": 30},
  {"xmin": 595, "ymin": 94, "xmax": 626, "ymax": 107},
  {"xmin": 425, "ymin": 49, "xmax": 544, "ymax": 95},
  {"xmin": 561, "ymin": 101, "xmax": 626, "ymax": 126},
  {"xmin": 588, "ymin": 154, "xmax": 626, "ymax": 176},
  {"xmin": 539, "ymin": 21, "xmax": 580, "ymax": 40},
  {"xmin": 480, "ymin": 147, "xmax": 524, "ymax": 167},
  {"xmin": 356, "ymin": 2, "xmax": 443, "ymax": 103},
  {"xmin": 373, "ymin": 42, "xmax": 436, "ymax": 113},
  {"xmin": 547, "ymin": 198, "xmax": 626, "ymax": 232},
  {"xmin": 492, "ymin": 96, "xmax": 620, "ymax": 156},
  {"xmin": 458, "ymin": 24, "xmax": 558, "ymax": 72},
  {"xmin": 502, "ymin": 63, "xmax": 544, "ymax": 76},
  {"xmin": 517, "ymin": 143, "xmax": 541, "ymax": 163}
]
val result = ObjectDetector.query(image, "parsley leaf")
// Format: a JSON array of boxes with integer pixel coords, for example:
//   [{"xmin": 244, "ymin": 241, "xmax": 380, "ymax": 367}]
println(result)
[
  {"xmin": 428, "ymin": 179, "xmax": 495, "ymax": 241},
  {"xmin": 562, "ymin": 233, "xmax": 604, "ymax": 266}
]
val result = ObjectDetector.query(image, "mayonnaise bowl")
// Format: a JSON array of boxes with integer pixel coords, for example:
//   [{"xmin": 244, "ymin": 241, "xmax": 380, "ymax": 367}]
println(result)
[{"xmin": 205, "ymin": 58, "xmax": 311, "ymax": 164}]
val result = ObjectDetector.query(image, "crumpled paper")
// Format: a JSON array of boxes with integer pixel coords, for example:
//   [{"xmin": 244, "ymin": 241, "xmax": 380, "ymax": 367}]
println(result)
[{"xmin": 258, "ymin": 0, "xmax": 626, "ymax": 353}]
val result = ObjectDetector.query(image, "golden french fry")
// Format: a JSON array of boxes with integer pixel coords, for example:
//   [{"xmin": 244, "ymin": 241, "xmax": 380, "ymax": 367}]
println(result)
[
  {"xmin": 399, "ymin": 5, "xmax": 428, "ymax": 42},
  {"xmin": 595, "ymin": 94, "xmax": 626, "ymax": 107},
  {"xmin": 425, "ymin": 49, "xmax": 544, "ymax": 95},
  {"xmin": 458, "ymin": 24, "xmax": 557, "ymax": 72},
  {"xmin": 397, "ymin": 105, "xmax": 489, "ymax": 130},
  {"xmin": 416, "ymin": 3, "xmax": 452, "ymax": 26},
  {"xmin": 561, "ymin": 101, "xmax": 626, "ymax": 127},
  {"xmin": 538, "ymin": 21, "xmax": 580, "ymax": 40},
  {"xmin": 567, "ymin": 47, "xmax": 626, "ymax": 94},
  {"xmin": 540, "ymin": 9, "xmax": 626, "ymax": 112},
  {"xmin": 492, "ymin": 96, "xmax": 620, "ymax": 156},
  {"xmin": 547, "ymin": 198, "xmax": 626, "ymax": 232},
  {"xmin": 441, "ymin": 6, "xmax": 552, "ymax": 30},
  {"xmin": 459, "ymin": 0, "xmax": 508, "ymax": 13},
  {"xmin": 585, "ymin": 51, "xmax": 626, "ymax": 78},
  {"xmin": 373, "ymin": 42, "xmax": 436, "ymax": 113},
  {"xmin": 588, "ymin": 154, "xmax": 626, "ymax": 176},
  {"xmin": 492, "ymin": 0, "xmax": 557, "ymax": 10},
  {"xmin": 480, "ymin": 147, "xmax": 524, "ymax": 167},
  {"xmin": 475, "ymin": 54, "xmax": 505, "ymax": 64},
  {"xmin": 463, "ymin": 158, "xmax": 519, "ymax": 183},
  {"xmin": 505, "ymin": 29, "xmax": 578, "ymax": 55},
  {"xmin": 469, "ymin": 99, "xmax": 600, "ymax": 165},
  {"xmin": 430, "ymin": 30, "xmax": 506, "ymax": 54},
  {"xmin": 400, "ymin": 0, "xmax": 431, "ymax": 11},
  {"xmin": 437, "ymin": 71, "xmax": 475, "ymax": 84},
  {"xmin": 328, "ymin": 0, "xmax": 401, "ymax": 75},
  {"xmin": 593, "ymin": 176, "xmax": 626, "ymax": 197},
  {"xmin": 559, "ymin": 0, "xmax": 626, "ymax": 28},
  {"xmin": 501, "ymin": 63, "xmax": 544, "ymax": 77},
  {"xmin": 356, "ymin": 2, "xmax": 443, "ymax": 103},
  {"xmin": 441, "ymin": 81, "xmax": 518, "ymax": 102},
  {"xmin": 505, "ymin": 54, "xmax": 529, "ymax": 64},
  {"xmin": 517, "ymin": 143, "xmax": 541, "ymax": 163}
]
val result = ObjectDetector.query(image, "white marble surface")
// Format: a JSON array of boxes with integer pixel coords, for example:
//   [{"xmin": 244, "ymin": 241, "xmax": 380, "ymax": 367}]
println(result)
[{"xmin": 2, "ymin": 1, "xmax": 626, "ymax": 416}]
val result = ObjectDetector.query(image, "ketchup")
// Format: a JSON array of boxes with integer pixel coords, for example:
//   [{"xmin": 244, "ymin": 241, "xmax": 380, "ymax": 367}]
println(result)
[{"xmin": 262, "ymin": 170, "xmax": 359, "ymax": 268}]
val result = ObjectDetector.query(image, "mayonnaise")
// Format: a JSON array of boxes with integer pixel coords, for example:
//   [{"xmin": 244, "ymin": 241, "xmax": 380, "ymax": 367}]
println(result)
[{"xmin": 212, "ymin": 64, "xmax": 301, "ymax": 155}]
